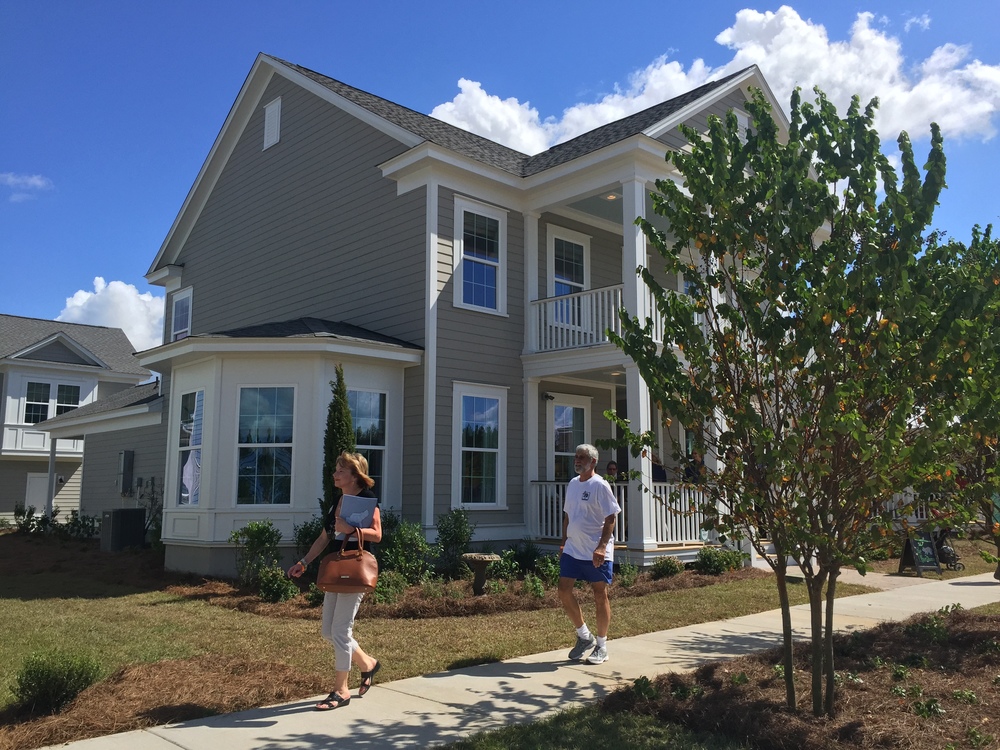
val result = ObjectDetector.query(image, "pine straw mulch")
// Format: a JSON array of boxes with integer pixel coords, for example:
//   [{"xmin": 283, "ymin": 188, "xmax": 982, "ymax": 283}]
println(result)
[
  {"xmin": 0, "ymin": 655, "xmax": 327, "ymax": 750},
  {"xmin": 602, "ymin": 608, "xmax": 1000, "ymax": 750}
]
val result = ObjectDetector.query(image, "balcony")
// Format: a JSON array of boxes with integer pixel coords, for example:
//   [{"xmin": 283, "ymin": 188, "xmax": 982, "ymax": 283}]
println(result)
[{"xmin": 528, "ymin": 285, "xmax": 666, "ymax": 353}]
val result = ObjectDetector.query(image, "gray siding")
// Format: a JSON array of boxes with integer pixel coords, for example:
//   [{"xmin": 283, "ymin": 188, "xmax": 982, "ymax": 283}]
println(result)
[
  {"xmin": 79, "ymin": 422, "xmax": 167, "ymax": 517},
  {"xmin": 538, "ymin": 214, "xmax": 622, "ymax": 300},
  {"xmin": 21, "ymin": 341, "xmax": 92, "ymax": 366},
  {"xmin": 0, "ymin": 459, "xmax": 82, "ymax": 517},
  {"xmin": 96, "ymin": 381, "xmax": 135, "ymax": 400},
  {"xmin": 172, "ymin": 75, "xmax": 426, "ymax": 346},
  {"xmin": 401, "ymin": 365, "xmax": 425, "ymax": 524}
]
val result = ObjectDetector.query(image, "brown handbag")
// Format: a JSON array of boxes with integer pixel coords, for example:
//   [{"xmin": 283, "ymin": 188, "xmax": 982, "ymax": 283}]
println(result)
[{"xmin": 316, "ymin": 527, "xmax": 379, "ymax": 594}]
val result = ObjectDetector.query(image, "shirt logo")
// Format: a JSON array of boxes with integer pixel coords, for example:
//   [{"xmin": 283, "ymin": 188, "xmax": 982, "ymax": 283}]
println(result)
[{"xmin": 581, "ymin": 491, "xmax": 591, "ymax": 502}]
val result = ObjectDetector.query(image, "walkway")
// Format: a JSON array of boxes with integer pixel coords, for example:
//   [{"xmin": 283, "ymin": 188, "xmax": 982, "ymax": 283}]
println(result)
[{"xmin": 43, "ymin": 572, "xmax": 1000, "ymax": 750}]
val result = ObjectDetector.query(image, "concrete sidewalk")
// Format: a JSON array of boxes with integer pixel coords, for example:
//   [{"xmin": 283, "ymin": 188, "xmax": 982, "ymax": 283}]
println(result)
[{"xmin": 42, "ymin": 573, "xmax": 1000, "ymax": 750}]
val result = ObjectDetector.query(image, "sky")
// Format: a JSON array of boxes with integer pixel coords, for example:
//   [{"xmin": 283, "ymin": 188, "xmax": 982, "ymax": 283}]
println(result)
[{"xmin": 3, "ymin": 1, "xmax": 999, "ymax": 352}]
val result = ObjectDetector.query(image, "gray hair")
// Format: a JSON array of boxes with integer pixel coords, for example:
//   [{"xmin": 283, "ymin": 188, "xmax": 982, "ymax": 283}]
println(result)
[{"xmin": 575, "ymin": 444, "xmax": 599, "ymax": 462}]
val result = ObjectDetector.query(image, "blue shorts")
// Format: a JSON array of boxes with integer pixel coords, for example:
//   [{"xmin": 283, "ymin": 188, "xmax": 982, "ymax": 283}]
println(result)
[{"xmin": 560, "ymin": 553, "xmax": 613, "ymax": 584}]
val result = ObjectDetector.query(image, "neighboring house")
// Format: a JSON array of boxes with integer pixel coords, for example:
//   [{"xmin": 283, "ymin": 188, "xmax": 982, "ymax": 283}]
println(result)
[
  {"xmin": 0, "ymin": 315, "xmax": 150, "ymax": 521},
  {"xmin": 41, "ymin": 54, "xmax": 788, "ymax": 576}
]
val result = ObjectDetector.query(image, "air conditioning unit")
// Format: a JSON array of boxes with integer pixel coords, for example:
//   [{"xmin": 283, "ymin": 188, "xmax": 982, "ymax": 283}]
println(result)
[{"xmin": 100, "ymin": 508, "xmax": 146, "ymax": 552}]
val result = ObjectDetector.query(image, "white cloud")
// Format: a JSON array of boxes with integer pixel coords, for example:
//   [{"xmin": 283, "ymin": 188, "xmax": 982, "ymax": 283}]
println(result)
[
  {"xmin": 1, "ymin": 172, "xmax": 54, "ymax": 202},
  {"xmin": 57, "ymin": 277, "xmax": 164, "ymax": 352},
  {"xmin": 429, "ymin": 5, "xmax": 1000, "ymax": 153}
]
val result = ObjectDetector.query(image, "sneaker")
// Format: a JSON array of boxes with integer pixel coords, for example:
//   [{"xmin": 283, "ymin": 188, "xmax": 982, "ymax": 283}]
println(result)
[
  {"xmin": 586, "ymin": 644, "xmax": 609, "ymax": 664},
  {"xmin": 568, "ymin": 634, "xmax": 596, "ymax": 660}
]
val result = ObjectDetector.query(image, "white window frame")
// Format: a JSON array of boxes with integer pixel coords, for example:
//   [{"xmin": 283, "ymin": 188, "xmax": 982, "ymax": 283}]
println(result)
[
  {"xmin": 451, "ymin": 381, "xmax": 507, "ymax": 509},
  {"xmin": 263, "ymin": 97, "xmax": 282, "ymax": 150},
  {"xmin": 453, "ymin": 196, "xmax": 508, "ymax": 315},
  {"xmin": 22, "ymin": 380, "xmax": 83, "ymax": 424},
  {"xmin": 545, "ymin": 393, "xmax": 591, "ymax": 481},
  {"xmin": 348, "ymin": 388, "xmax": 387, "ymax": 495},
  {"xmin": 171, "ymin": 287, "xmax": 193, "ymax": 342},
  {"xmin": 178, "ymin": 390, "xmax": 204, "ymax": 506},
  {"xmin": 546, "ymin": 226, "xmax": 591, "ymax": 297},
  {"xmin": 235, "ymin": 384, "xmax": 296, "ymax": 506}
]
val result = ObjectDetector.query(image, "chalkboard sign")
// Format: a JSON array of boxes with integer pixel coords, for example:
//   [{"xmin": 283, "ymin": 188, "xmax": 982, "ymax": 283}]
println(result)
[{"xmin": 898, "ymin": 533, "xmax": 942, "ymax": 576}]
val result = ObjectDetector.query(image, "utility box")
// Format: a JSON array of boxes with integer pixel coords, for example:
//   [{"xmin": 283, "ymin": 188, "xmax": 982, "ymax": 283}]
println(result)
[{"xmin": 101, "ymin": 508, "xmax": 146, "ymax": 552}]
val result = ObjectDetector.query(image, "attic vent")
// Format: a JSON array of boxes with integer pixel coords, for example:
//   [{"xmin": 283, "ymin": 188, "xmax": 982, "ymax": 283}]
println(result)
[{"xmin": 263, "ymin": 97, "xmax": 281, "ymax": 150}]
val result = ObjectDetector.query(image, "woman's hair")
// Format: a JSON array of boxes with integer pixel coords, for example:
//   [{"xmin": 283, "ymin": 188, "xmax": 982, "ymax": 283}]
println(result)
[{"xmin": 336, "ymin": 451, "xmax": 375, "ymax": 489}]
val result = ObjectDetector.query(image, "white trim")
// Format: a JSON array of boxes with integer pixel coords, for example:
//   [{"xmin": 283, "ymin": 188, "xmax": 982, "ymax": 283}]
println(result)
[
  {"xmin": 233, "ymin": 384, "xmax": 297, "ymax": 507},
  {"xmin": 171, "ymin": 287, "xmax": 193, "ymax": 342},
  {"xmin": 423, "ymin": 181, "xmax": 439, "ymax": 528},
  {"xmin": 545, "ymin": 224, "xmax": 591, "ymax": 298},
  {"xmin": 451, "ymin": 381, "xmax": 508, "ymax": 510},
  {"xmin": 263, "ymin": 97, "xmax": 281, "ymax": 150},
  {"xmin": 452, "ymin": 195, "xmax": 508, "ymax": 316},
  {"xmin": 544, "ymin": 392, "xmax": 592, "ymax": 481}
]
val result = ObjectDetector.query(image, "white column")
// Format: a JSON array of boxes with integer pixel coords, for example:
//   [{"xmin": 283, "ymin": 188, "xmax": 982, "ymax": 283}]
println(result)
[
  {"xmin": 523, "ymin": 211, "xmax": 540, "ymax": 352},
  {"xmin": 523, "ymin": 377, "xmax": 541, "ymax": 536},
  {"xmin": 46, "ymin": 439, "xmax": 57, "ymax": 517},
  {"xmin": 422, "ymin": 181, "xmax": 440, "ymax": 533},
  {"xmin": 620, "ymin": 178, "xmax": 648, "ymax": 322}
]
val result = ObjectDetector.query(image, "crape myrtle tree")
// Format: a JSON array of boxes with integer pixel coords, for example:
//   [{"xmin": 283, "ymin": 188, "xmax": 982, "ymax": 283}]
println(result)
[
  {"xmin": 321, "ymin": 363, "xmax": 355, "ymax": 521},
  {"xmin": 610, "ymin": 87, "xmax": 997, "ymax": 716}
]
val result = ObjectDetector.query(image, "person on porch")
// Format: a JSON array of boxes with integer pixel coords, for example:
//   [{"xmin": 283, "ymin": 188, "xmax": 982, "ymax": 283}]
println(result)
[{"xmin": 558, "ymin": 443, "xmax": 622, "ymax": 665}]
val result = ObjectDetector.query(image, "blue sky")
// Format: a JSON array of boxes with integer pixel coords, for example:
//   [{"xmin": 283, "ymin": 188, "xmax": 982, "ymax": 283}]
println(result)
[{"xmin": 3, "ymin": 1, "xmax": 999, "ymax": 350}]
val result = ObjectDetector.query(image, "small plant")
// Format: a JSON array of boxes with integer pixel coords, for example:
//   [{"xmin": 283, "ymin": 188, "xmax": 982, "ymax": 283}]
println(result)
[
  {"xmin": 511, "ymin": 538, "xmax": 541, "ymax": 573},
  {"xmin": 908, "ymin": 685, "xmax": 924, "ymax": 698},
  {"xmin": 905, "ymin": 613, "xmax": 949, "ymax": 645},
  {"xmin": 229, "ymin": 519, "xmax": 283, "ymax": 587},
  {"xmin": 911, "ymin": 698, "xmax": 944, "ymax": 718},
  {"xmin": 903, "ymin": 653, "xmax": 930, "ymax": 669},
  {"xmin": 522, "ymin": 573, "xmax": 545, "ymax": 598},
  {"xmin": 890, "ymin": 685, "xmax": 907, "ymax": 697},
  {"xmin": 976, "ymin": 639, "xmax": 1000, "ymax": 654},
  {"xmin": 891, "ymin": 664, "xmax": 910, "ymax": 681},
  {"xmin": 257, "ymin": 565, "xmax": 299, "ymax": 602},
  {"xmin": 13, "ymin": 649, "xmax": 102, "ymax": 714},
  {"xmin": 420, "ymin": 575, "xmax": 446, "ymax": 599},
  {"xmin": 373, "ymin": 570, "xmax": 407, "ymax": 604},
  {"xmin": 534, "ymin": 554, "xmax": 561, "ymax": 588},
  {"xmin": 730, "ymin": 671, "xmax": 749, "ymax": 686},
  {"xmin": 845, "ymin": 672, "xmax": 863, "ymax": 686},
  {"xmin": 616, "ymin": 560, "xmax": 639, "ymax": 588},
  {"xmin": 993, "ymin": 675, "xmax": 1000, "ymax": 686},
  {"xmin": 772, "ymin": 664, "xmax": 785, "ymax": 679},
  {"xmin": 305, "ymin": 582, "xmax": 325, "ymax": 606},
  {"xmin": 487, "ymin": 548, "xmax": 521, "ymax": 581},
  {"xmin": 950, "ymin": 689, "xmax": 979, "ymax": 704},
  {"xmin": 378, "ymin": 512, "xmax": 433, "ymax": 584},
  {"xmin": 54, "ymin": 511, "xmax": 100, "ymax": 540},
  {"xmin": 967, "ymin": 727, "xmax": 995, "ymax": 748},
  {"xmin": 669, "ymin": 682, "xmax": 704, "ymax": 700},
  {"xmin": 650, "ymin": 556, "xmax": 684, "ymax": 579},
  {"xmin": 434, "ymin": 508, "xmax": 476, "ymax": 579},
  {"xmin": 485, "ymin": 579, "xmax": 507, "ymax": 595},
  {"xmin": 693, "ymin": 546, "xmax": 746, "ymax": 575},
  {"xmin": 633, "ymin": 675, "xmax": 659, "ymax": 700}
]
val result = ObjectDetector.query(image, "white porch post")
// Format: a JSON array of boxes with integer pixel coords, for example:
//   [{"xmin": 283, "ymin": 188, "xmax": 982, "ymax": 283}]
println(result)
[
  {"xmin": 524, "ymin": 210, "xmax": 540, "ymax": 351},
  {"xmin": 621, "ymin": 178, "xmax": 657, "ymax": 553},
  {"xmin": 524, "ymin": 377, "xmax": 541, "ymax": 537},
  {"xmin": 46, "ymin": 439, "xmax": 57, "ymax": 518},
  {"xmin": 422, "ymin": 180, "xmax": 439, "ymax": 532}
]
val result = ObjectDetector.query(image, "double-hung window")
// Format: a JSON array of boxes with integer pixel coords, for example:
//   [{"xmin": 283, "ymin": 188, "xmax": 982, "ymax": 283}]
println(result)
[
  {"xmin": 454, "ymin": 196, "xmax": 507, "ymax": 314},
  {"xmin": 24, "ymin": 382, "xmax": 51, "ymax": 424},
  {"xmin": 171, "ymin": 288, "xmax": 193, "ymax": 341},
  {"xmin": 452, "ymin": 382, "xmax": 506, "ymax": 508},
  {"xmin": 348, "ymin": 389, "xmax": 386, "ymax": 493},
  {"xmin": 178, "ymin": 391, "xmax": 203, "ymax": 505},
  {"xmin": 56, "ymin": 385, "xmax": 81, "ymax": 415},
  {"xmin": 548, "ymin": 227, "xmax": 590, "ymax": 328},
  {"xmin": 547, "ymin": 393, "xmax": 590, "ymax": 481},
  {"xmin": 237, "ymin": 386, "xmax": 294, "ymax": 505}
]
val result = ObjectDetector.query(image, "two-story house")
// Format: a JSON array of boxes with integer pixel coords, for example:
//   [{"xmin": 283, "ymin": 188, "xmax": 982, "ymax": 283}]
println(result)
[
  {"xmin": 0, "ymin": 315, "xmax": 150, "ymax": 521},
  {"xmin": 41, "ymin": 55, "xmax": 786, "ymax": 576}
]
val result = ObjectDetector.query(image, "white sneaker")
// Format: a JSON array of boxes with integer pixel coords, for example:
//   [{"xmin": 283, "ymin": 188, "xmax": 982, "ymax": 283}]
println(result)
[
  {"xmin": 586, "ymin": 644, "xmax": 609, "ymax": 664},
  {"xmin": 568, "ymin": 634, "xmax": 596, "ymax": 660}
]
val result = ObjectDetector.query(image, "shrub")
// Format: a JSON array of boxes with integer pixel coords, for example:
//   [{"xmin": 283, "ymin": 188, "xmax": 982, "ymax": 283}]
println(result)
[
  {"xmin": 293, "ymin": 516, "xmax": 325, "ymax": 562},
  {"xmin": 229, "ymin": 520, "xmax": 283, "ymax": 587},
  {"xmin": 487, "ymin": 548, "xmax": 521, "ymax": 581},
  {"xmin": 434, "ymin": 508, "xmax": 476, "ymax": 579},
  {"xmin": 522, "ymin": 573, "xmax": 545, "ymax": 598},
  {"xmin": 693, "ymin": 546, "xmax": 746, "ymax": 575},
  {"xmin": 511, "ymin": 538, "xmax": 541, "ymax": 572},
  {"xmin": 305, "ymin": 582, "xmax": 325, "ymax": 607},
  {"xmin": 378, "ymin": 512, "xmax": 433, "ymax": 584},
  {"xmin": 650, "ymin": 556, "xmax": 685, "ymax": 579},
  {"xmin": 257, "ymin": 565, "xmax": 299, "ymax": 602},
  {"xmin": 420, "ymin": 575, "xmax": 446, "ymax": 599},
  {"xmin": 13, "ymin": 649, "xmax": 102, "ymax": 714},
  {"xmin": 535, "ymin": 553, "xmax": 561, "ymax": 588},
  {"xmin": 485, "ymin": 579, "xmax": 507, "ymax": 595},
  {"xmin": 374, "ymin": 569, "xmax": 407, "ymax": 604},
  {"xmin": 53, "ymin": 511, "xmax": 100, "ymax": 541},
  {"xmin": 616, "ymin": 560, "xmax": 639, "ymax": 588}
]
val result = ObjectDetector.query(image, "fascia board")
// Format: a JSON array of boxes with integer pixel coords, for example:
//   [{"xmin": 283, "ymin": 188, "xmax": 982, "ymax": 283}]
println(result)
[
  {"xmin": 11, "ymin": 333, "xmax": 110, "ymax": 369},
  {"xmin": 146, "ymin": 264, "xmax": 184, "ymax": 289},
  {"xmin": 381, "ymin": 143, "xmax": 522, "ymax": 190},
  {"xmin": 521, "ymin": 346, "xmax": 629, "ymax": 380},
  {"xmin": 43, "ymin": 405, "xmax": 163, "ymax": 439},
  {"xmin": 139, "ymin": 338, "xmax": 423, "ymax": 369}
]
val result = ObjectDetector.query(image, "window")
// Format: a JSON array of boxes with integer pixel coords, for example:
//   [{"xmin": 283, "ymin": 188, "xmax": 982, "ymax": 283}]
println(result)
[
  {"xmin": 171, "ymin": 288, "xmax": 192, "ymax": 341},
  {"xmin": 263, "ymin": 97, "xmax": 281, "ymax": 149},
  {"xmin": 454, "ymin": 196, "xmax": 507, "ymax": 314},
  {"xmin": 452, "ymin": 382, "xmax": 507, "ymax": 507},
  {"xmin": 348, "ymin": 390, "xmax": 386, "ymax": 494},
  {"xmin": 547, "ymin": 394, "xmax": 590, "ymax": 481},
  {"xmin": 24, "ymin": 382, "xmax": 50, "ymax": 424},
  {"xmin": 178, "ymin": 391, "xmax": 203, "ymax": 505},
  {"xmin": 56, "ymin": 385, "xmax": 80, "ymax": 415},
  {"xmin": 237, "ymin": 387, "xmax": 294, "ymax": 504},
  {"xmin": 548, "ymin": 227, "xmax": 590, "ymax": 326}
]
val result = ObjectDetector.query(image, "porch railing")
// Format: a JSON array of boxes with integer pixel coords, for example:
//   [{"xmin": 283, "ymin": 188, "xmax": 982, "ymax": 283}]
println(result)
[{"xmin": 528, "ymin": 286, "xmax": 668, "ymax": 353}]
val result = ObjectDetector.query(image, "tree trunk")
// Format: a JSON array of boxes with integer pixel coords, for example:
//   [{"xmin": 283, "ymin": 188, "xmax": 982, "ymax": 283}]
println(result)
[
  {"xmin": 808, "ymin": 573, "xmax": 826, "ymax": 716},
  {"xmin": 823, "ymin": 567, "xmax": 839, "ymax": 716},
  {"xmin": 774, "ymin": 563, "xmax": 797, "ymax": 710}
]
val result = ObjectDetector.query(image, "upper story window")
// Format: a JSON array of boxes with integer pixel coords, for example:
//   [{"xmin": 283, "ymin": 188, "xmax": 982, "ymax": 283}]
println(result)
[
  {"xmin": 548, "ymin": 227, "xmax": 591, "ymax": 326},
  {"xmin": 23, "ymin": 381, "xmax": 81, "ymax": 424},
  {"xmin": 348, "ymin": 389, "xmax": 387, "ymax": 494},
  {"xmin": 453, "ymin": 196, "xmax": 507, "ymax": 315},
  {"xmin": 263, "ymin": 97, "xmax": 282, "ymax": 150},
  {"xmin": 237, "ymin": 386, "xmax": 294, "ymax": 505},
  {"xmin": 452, "ymin": 382, "xmax": 507, "ymax": 508},
  {"xmin": 171, "ymin": 288, "xmax": 193, "ymax": 342}
]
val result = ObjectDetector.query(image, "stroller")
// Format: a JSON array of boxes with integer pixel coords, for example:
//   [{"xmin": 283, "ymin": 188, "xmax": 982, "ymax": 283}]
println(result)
[{"xmin": 932, "ymin": 529, "xmax": 965, "ymax": 571}]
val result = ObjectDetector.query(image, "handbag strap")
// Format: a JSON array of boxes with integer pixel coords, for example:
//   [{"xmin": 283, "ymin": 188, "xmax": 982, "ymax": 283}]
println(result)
[{"xmin": 338, "ymin": 525, "xmax": 366, "ymax": 554}]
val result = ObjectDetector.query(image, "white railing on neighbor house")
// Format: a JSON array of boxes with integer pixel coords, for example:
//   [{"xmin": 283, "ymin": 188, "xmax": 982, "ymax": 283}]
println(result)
[
  {"xmin": 528, "ymin": 285, "xmax": 668, "ymax": 353},
  {"xmin": 529, "ymin": 481, "xmax": 708, "ymax": 546}
]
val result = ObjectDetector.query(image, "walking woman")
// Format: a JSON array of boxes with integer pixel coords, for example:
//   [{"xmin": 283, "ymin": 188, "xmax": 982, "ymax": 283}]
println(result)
[{"xmin": 289, "ymin": 451, "xmax": 382, "ymax": 710}]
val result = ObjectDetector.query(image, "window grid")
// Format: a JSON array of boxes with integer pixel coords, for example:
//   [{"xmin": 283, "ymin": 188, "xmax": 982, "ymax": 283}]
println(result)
[
  {"xmin": 178, "ymin": 391, "xmax": 203, "ymax": 505},
  {"xmin": 460, "ymin": 394, "xmax": 500, "ymax": 504},
  {"xmin": 56, "ymin": 385, "xmax": 81, "ymax": 415},
  {"xmin": 237, "ymin": 387, "xmax": 294, "ymax": 505},
  {"xmin": 24, "ymin": 382, "xmax": 51, "ymax": 424},
  {"xmin": 348, "ymin": 390, "xmax": 387, "ymax": 495}
]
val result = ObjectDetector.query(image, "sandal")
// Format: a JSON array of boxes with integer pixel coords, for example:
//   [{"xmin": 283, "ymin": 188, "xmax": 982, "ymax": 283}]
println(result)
[
  {"xmin": 316, "ymin": 692, "xmax": 351, "ymax": 711},
  {"xmin": 358, "ymin": 660, "xmax": 381, "ymax": 696}
]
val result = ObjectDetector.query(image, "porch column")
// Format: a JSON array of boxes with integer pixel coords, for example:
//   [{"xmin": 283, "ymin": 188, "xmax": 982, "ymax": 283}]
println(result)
[
  {"xmin": 620, "ymin": 177, "xmax": 648, "ymax": 322},
  {"xmin": 46, "ymin": 438, "xmax": 57, "ymax": 518},
  {"xmin": 422, "ymin": 180, "xmax": 440, "ymax": 532},
  {"xmin": 523, "ymin": 210, "xmax": 540, "ymax": 351},
  {"xmin": 524, "ymin": 377, "xmax": 541, "ymax": 536}
]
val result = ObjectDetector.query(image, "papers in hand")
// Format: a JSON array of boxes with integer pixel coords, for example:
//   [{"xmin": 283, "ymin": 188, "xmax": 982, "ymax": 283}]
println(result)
[{"xmin": 338, "ymin": 494, "xmax": 378, "ymax": 529}]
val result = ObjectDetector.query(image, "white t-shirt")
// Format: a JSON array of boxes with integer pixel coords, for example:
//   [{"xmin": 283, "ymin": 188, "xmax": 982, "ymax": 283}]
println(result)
[{"xmin": 563, "ymin": 474, "xmax": 621, "ymax": 562}]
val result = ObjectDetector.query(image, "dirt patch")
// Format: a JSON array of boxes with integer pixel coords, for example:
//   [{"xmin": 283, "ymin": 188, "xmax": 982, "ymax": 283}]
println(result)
[{"xmin": 602, "ymin": 608, "xmax": 1000, "ymax": 750}]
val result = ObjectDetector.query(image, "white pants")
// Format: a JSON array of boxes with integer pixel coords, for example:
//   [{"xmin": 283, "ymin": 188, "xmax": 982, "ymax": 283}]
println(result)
[{"xmin": 321, "ymin": 591, "xmax": 365, "ymax": 671}]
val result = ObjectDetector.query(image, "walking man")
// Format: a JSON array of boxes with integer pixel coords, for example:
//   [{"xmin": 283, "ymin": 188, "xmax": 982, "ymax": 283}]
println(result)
[{"xmin": 559, "ymin": 443, "xmax": 622, "ymax": 664}]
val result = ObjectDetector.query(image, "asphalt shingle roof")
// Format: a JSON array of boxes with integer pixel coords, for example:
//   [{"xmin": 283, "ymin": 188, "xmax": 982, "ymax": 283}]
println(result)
[
  {"xmin": 35, "ymin": 381, "xmax": 161, "ymax": 428},
  {"xmin": 0, "ymin": 314, "xmax": 149, "ymax": 376},
  {"xmin": 271, "ymin": 56, "xmax": 751, "ymax": 178},
  {"xmin": 191, "ymin": 317, "xmax": 422, "ymax": 350}
]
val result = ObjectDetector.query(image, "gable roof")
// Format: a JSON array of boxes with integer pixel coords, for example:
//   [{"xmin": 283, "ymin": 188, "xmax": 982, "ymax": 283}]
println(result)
[
  {"xmin": 35, "ymin": 381, "xmax": 161, "ymax": 428},
  {"xmin": 0, "ymin": 315, "xmax": 149, "ymax": 376},
  {"xmin": 190, "ymin": 317, "xmax": 422, "ymax": 350}
]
